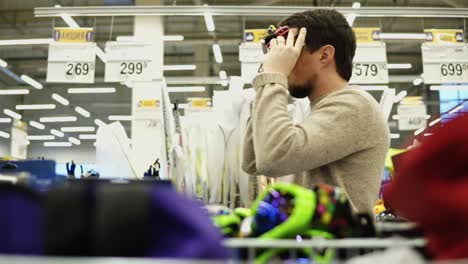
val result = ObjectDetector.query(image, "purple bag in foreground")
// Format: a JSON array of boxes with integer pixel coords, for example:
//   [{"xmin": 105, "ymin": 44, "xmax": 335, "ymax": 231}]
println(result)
[
  {"xmin": 147, "ymin": 185, "xmax": 229, "ymax": 259},
  {"xmin": 0, "ymin": 184, "xmax": 43, "ymax": 255}
]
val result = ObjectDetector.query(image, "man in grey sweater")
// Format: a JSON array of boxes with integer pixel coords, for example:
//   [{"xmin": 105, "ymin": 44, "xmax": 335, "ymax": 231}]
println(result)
[{"xmin": 242, "ymin": 9, "xmax": 390, "ymax": 213}]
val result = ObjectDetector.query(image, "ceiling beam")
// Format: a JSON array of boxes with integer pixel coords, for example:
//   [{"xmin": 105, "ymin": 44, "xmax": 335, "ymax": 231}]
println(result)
[{"xmin": 35, "ymin": 6, "xmax": 468, "ymax": 18}]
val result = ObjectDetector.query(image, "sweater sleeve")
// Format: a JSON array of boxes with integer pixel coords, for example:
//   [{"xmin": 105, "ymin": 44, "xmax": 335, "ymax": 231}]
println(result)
[
  {"xmin": 242, "ymin": 118, "xmax": 259, "ymax": 175},
  {"xmin": 251, "ymin": 73, "xmax": 374, "ymax": 177}
]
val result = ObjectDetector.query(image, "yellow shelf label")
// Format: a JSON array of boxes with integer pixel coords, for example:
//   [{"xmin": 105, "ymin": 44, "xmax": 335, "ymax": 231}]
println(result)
[
  {"xmin": 188, "ymin": 97, "xmax": 211, "ymax": 108},
  {"xmin": 137, "ymin": 99, "xmax": 160, "ymax": 108},
  {"xmin": 424, "ymin": 29, "xmax": 464, "ymax": 44},
  {"xmin": 244, "ymin": 29, "xmax": 268, "ymax": 43},
  {"xmin": 53, "ymin": 27, "xmax": 94, "ymax": 43},
  {"xmin": 353, "ymin": 27, "xmax": 381, "ymax": 44}
]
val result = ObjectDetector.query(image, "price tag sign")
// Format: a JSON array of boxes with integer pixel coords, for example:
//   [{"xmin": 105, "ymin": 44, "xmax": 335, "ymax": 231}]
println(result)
[
  {"xmin": 349, "ymin": 43, "xmax": 389, "ymax": 84},
  {"xmin": 439, "ymin": 63, "xmax": 468, "ymax": 83},
  {"xmin": 422, "ymin": 43, "xmax": 468, "ymax": 84},
  {"xmin": 47, "ymin": 42, "xmax": 96, "ymax": 83},
  {"xmin": 104, "ymin": 42, "xmax": 153, "ymax": 82},
  {"xmin": 397, "ymin": 104, "xmax": 427, "ymax": 131},
  {"xmin": 239, "ymin": 43, "xmax": 266, "ymax": 83}
]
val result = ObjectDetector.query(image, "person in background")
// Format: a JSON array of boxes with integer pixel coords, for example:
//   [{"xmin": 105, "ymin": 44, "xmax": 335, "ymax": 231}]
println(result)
[
  {"xmin": 384, "ymin": 114, "xmax": 468, "ymax": 260},
  {"xmin": 242, "ymin": 9, "xmax": 390, "ymax": 213}
]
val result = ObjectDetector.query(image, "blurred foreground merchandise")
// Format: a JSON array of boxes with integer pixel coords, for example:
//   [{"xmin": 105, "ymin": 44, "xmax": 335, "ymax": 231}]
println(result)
[
  {"xmin": 0, "ymin": 180, "xmax": 228, "ymax": 259},
  {"xmin": 384, "ymin": 115, "xmax": 468, "ymax": 260}
]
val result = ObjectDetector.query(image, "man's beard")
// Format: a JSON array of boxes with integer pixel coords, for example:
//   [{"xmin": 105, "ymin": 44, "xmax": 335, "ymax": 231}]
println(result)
[{"xmin": 288, "ymin": 81, "xmax": 314, "ymax": 98}]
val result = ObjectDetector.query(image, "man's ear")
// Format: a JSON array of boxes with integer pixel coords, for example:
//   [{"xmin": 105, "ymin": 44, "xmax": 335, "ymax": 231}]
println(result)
[{"xmin": 319, "ymin": 44, "xmax": 335, "ymax": 65}]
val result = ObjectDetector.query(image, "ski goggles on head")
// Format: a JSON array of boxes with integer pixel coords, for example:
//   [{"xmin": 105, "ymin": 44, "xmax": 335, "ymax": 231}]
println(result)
[{"xmin": 262, "ymin": 25, "xmax": 291, "ymax": 54}]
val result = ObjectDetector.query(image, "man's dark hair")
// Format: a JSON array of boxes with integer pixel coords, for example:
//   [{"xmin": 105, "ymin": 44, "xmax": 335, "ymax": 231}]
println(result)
[{"xmin": 279, "ymin": 9, "xmax": 356, "ymax": 81}]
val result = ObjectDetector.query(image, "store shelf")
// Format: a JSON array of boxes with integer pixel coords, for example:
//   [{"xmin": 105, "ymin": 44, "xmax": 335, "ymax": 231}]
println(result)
[
  {"xmin": 223, "ymin": 237, "xmax": 426, "ymax": 249},
  {"xmin": 35, "ymin": 6, "xmax": 468, "ymax": 18}
]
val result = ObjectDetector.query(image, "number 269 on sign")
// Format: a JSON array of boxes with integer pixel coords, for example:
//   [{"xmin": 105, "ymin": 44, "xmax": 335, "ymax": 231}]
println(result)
[{"xmin": 65, "ymin": 62, "xmax": 94, "ymax": 78}]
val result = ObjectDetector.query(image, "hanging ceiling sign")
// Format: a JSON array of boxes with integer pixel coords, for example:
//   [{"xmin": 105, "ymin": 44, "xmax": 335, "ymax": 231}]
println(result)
[
  {"xmin": 47, "ymin": 41, "xmax": 96, "ymax": 83},
  {"xmin": 104, "ymin": 41, "xmax": 154, "ymax": 82},
  {"xmin": 53, "ymin": 27, "xmax": 94, "ymax": 43},
  {"xmin": 353, "ymin": 27, "xmax": 381, "ymax": 44},
  {"xmin": 397, "ymin": 101, "xmax": 428, "ymax": 131},
  {"xmin": 349, "ymin": 28, "xmax": 388, "ymax": 85},
  {"xmin": 422, "ymin": 29, "xmax": 468, "ymax": 84}
]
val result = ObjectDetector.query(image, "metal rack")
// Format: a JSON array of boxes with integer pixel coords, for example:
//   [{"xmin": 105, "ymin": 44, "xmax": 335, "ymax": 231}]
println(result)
[
  {"xmin": 224, "ymin": 237, "xmax": 426, "ymax": 263},
  {"xmin": 0, "ymin": 237, "xmax": 427, "ymax": 264}
]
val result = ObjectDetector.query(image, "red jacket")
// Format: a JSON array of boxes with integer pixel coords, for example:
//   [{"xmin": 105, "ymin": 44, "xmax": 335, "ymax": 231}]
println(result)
[{"xmin": 384, "ymin": 115, "xmax": 468, "ymax": 260}]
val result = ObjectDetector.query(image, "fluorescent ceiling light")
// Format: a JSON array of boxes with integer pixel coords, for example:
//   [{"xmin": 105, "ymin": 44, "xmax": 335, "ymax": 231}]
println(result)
[
  {"xmin": 162, "ymin": 65, "xmax": 196, "ymax": 71},
  {"xmin": 28, "ymin": 135, "xmax": 55, "ymax": 141},
  {"xmin": 61, "ymin": 126, "xmax": 95, "ymax": 132},
  {"xmin": 79, "ymin": 134, "xmax": 97, "ymax": 140},
  {"xmin": 352, "ymin": 1, "xmax": 361, "ymax": 8},
  {"xmin": 392, "ymin": 115, "xmax": 431, "ymax": 120},
  {"xmin": 413, "ymin": 78, "xmax": 423, "ymax": 86},
  {"xmin": 108, "ymin": 115, "xmax": 132, "ymax": 121},
  {"xmin": 75, "ymin": 106, "xmax": 91, "ymax": 118},
  {"xmin": 16, "ymin": 104, "xmax": 56, "ymax": 110},
  {"xmin": 390, "ymin": 133, "xmax": 400, "ymax": 139},
  {"xmin": 68, "ymin": 87, "xmax": 116, "ymax": 94},
  {"xmin": 163, "ymin": 35, "xmax": 184, "ymax": 41},
  {"xmin": 430, "ymin": 85, "xmax": 468, "ymax": 91},
  {"xmin": 40, "ymin": 116, "xmax": 77, "ymax": 123},
  {"xmin": 424, "ymin": 133, "xmax": 433, "ymax": 137},
  {"xmin": 0, "ymin": 131, "xmax": 10, "ymax": 139},
  {"xmin": 212, "ymin": 44, "xmax": 223, "ymax": 63},
  {"xmin": 0, "ymin": 58, "xmax": 7, "ymax": 68},
  {"xmin": 167, "ymin": 86, "xmax": 206, "ymax": 92},
  {"xmin": 51, "ymin": 93, "xmax": 70, "ymax": 105},
  {"xmin": 0, "ymin": 89, "xmax": 29, "ymax": 95},
  {"xmin": 50, "ymin": 129, "xmax": 64, "ymax": 138},
  {"xmin": 379, "ymin": 33, "xmax": 427, "ymax": 40},
  {"xmin": 203, "ymin": 5, "xmax": 215, "ymax": 32},
  {"xmin": 0, "ymin": 118, "xmax": 12, "ymax": 123},
  {"xmin": 68, "ymin": 137, "xmax": 81, "ymax": 145},
  {"xmin": 21, "ymin": 74, "xmax": 43, "ymax": 89},
  {"xmin": 449, "ymin": 105, "xmax": 464, "ymax": 114},
  {"xmin": 94, "ymin": 119, "xmax": 106, "ymax": 126},
  {"xmin": 116, "ymin": 35, "xmax": 184, "ymax": 42},
  {"xmin": 29, "ymin": 121, "xmax": 45, "ymax": 130},
  {"xmin": 0, "ymin": 38, "xmax": 53, "ymax": 46},
  {"xmin": 359, "ymin": 85, "xmax": 389, "ymax": 91},
  {"xmin": 429, "ymin": 118, "xmax": 441, "ymax": 126},
  {"xmin": 219, "ymin": 70, "xmax": 227, "ymax": 80},
  {"xmin": 116, "ymin": 36, "xmax": 137, "ymax": 42},
  {"xmin": 414, "ymin": 127, "xmax": 426, "ymax": 135},
  {"xmin": 387, "ymin": 63, "xmax": 412, "ymax": 69},
  {"xmin": 44, "ymin": 142, "xmax": 72, "ymax": 147},
  {"xmin": 4, "ymin": 109, "xmax": 21, "ymax": 120}
]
